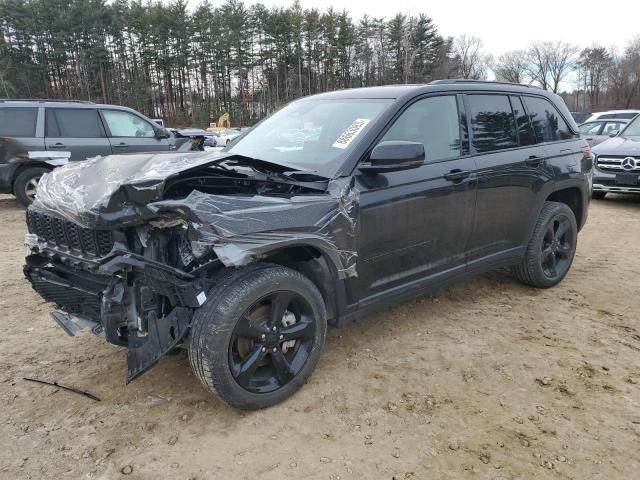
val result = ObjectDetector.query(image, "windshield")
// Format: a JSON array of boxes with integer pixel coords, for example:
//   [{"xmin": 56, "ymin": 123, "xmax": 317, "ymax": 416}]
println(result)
[
  {"xmin": 227, "ymin": 98, "xmax": 393, "ymax": 177},
  {"xmin": 622, "ymin": 115, "xmax": 640, "ymax": 137}
]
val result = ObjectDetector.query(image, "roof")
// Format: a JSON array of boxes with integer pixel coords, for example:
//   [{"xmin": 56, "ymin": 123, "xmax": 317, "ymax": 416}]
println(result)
[
  {"xmin": 304, "ymin": 80, "xmax": 552, "ymax": 102},
  {"xmin": 0, "ymin": 99, "xmax": 138, "ymax": 112}
]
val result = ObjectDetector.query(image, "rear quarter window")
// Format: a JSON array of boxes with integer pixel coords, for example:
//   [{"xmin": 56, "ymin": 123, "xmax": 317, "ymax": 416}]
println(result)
[
  {"xmin": 523, "ymin": 96, "xmax": 575, "ymax": 143},
  {"xmin": 0, "ymin": 107, "xmax": 38, "ymax": 137}
]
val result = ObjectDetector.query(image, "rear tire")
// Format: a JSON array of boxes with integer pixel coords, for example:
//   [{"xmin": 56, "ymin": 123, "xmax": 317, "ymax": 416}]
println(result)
[
  {"xmin": 512, "ymin": 201, "xmax": 578, "ymax": 288},
  {"xmin": 591, "ymin": 191, "xmax": 606, "ymax": 200},
  {"xmin": 189, "ymin": 263, "xmax": 327, "ymax": 410},
  {"xmin": 14, "ymin": 167, "xmax": 49, "ymax": 207}
]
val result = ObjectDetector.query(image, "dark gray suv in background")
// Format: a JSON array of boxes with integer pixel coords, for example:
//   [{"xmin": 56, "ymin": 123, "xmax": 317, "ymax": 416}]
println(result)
[{"xmin": 0, "ymin": 100, "xmax": 184, "ymax": 206}]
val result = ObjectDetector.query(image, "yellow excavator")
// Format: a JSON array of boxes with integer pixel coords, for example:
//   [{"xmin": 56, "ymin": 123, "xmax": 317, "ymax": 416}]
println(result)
[{"xmin": 206, "ymin": 112, "xmax": 231, "ymax": 132}]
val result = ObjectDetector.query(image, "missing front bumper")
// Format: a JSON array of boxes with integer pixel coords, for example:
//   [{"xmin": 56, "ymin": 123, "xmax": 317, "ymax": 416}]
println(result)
[{"xmin": 24, "ymin": 251, "xmax": 209, "ymax": 383}]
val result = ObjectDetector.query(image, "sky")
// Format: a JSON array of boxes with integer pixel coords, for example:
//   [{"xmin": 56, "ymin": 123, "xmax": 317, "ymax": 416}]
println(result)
[{"xmin": 242, "ymin": 0, "xmax": 639, "ymax": 56}]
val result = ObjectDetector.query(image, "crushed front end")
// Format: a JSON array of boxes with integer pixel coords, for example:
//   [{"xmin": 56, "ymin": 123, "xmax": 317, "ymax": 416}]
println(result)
[
  {"xmin": 22, "ymin": 151, "xmax": 358, "ymax": 384},
  {"xmin": 24, "ymin": 207, "xmax": 211, "ymax": 381}
]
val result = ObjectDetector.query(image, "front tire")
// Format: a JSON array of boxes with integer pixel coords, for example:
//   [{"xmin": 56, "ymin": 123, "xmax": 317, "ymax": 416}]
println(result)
[
  {"xmin": 14, "ymin": 167, "xmax": 49, "ymax": 207},
  {"xmin": 512, "ymin": 201, "xmax": 578, "ymax": 288},
  {"xmin": 189, "ymin": 264, "xmax": 327, "ymax": 410}
]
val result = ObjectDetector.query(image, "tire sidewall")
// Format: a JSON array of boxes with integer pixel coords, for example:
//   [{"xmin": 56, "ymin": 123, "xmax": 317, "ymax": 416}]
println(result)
[
  {"xmin": 192, "ymin": 266, "xmax": 327, "ymax": 409},
  {"xmin": 14, "ymin": 167, "xmax": 48, "ymax": 207}
]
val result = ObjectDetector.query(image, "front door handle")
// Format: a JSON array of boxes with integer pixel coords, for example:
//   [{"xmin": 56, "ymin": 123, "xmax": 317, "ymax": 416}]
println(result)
[
  {"xmin": 48, "ymin": 143, "xmax": 66, "ymax": 149},
  {"xmin": 585, "ymin": 137, "xmax": 594, "ymax": 141},
  {"xmin": 525, "ymin": 155, "xmax": 545, "ymax": 166},
  {"xmin": 113, "ymin": 143, "xmax": 129, "ymax": 148},
  {"xmin": 444, "ymin": 169, "xmax": 471, "ymax": 182}
]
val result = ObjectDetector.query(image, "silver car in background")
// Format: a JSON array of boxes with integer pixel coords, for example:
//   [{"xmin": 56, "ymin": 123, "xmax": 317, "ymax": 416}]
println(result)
[
  {"xmin": 591, "ymin": 114, "xmax": 640, "ymax": 198},
  {"xmin": 579, "ymin": 119, "xmax": 629, "ymax": 147}
]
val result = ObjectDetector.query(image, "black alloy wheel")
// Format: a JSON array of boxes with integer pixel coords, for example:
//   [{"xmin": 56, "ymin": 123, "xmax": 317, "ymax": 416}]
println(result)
[
  {"xmin": 512, "ymin": 201, "xmax": 578, "ymax": 288},
  {"xmin": 229, "ymin": 290, "xmax": 317, "ymax": 393},
  {"xmin": 189, "ymin": 264, "xmax": 326, "ymax": 410},
  {"xmin": 540, "ymin": 214, "xmax": 574, "ymax": 280}
]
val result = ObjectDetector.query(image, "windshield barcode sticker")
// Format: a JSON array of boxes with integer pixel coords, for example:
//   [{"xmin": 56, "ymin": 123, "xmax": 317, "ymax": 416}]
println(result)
[{"xmin": 332, "ymin": 118, "xmax": 370, "ymax": 149}]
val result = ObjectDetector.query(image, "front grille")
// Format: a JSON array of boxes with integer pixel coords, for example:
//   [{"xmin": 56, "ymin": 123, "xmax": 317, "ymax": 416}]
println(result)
[
  {"xmin": 596, "ymin": 156, "xmax": 640, "ymax": 173},
  {"xmin": 27, "ymin": 210, "xmax": 114, "ymax": 257}
]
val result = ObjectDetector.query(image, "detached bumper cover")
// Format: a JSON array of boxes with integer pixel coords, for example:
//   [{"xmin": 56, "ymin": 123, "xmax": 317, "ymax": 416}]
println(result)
[{"xmin": 24, "ymin": 248, "xmax": 208, "ymax": 382}]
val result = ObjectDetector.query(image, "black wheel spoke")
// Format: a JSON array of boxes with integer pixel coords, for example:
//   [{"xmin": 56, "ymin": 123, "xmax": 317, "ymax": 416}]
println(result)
[
  {"xmin": 557, "ymin": 244, "xmax": 572, "ymax": 259},
  {"xmin": 269, "ymin": 291, "xmax": 295, "ymax": 327},
  {"xmin": 548, "ymin": 252, "xmax": 558, "ymax": 277},
  {"xmin": 270, "ymin": 349, "xmax": 294, "ymax": 385},
  {"xmin": 280, "ymin": 321, "xmax": 314, "ymax": 341},
  {"xmin": 555, "ymin": 220, "xmax": 570, "ymax": 240},
  {"xmin": 235, "ymin": 315, "xmax": 269, "ymax": 340},
  {"xmin": 541, "ymin": 246, "xmax": 554, "ymax": 261},
  {"xmin": 234, "ymin": 345, "xmax": 267, "ymax": 388}
]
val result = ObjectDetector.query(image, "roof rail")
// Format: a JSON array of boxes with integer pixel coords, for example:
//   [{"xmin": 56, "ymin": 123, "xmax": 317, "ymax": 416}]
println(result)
[
  {"xmin": 0, "ymin": 98, "xmax": 96, "ymax": 104},
  {"xmin": 429, "ymin": 79, "xmax": 541, "ymax": 89}
]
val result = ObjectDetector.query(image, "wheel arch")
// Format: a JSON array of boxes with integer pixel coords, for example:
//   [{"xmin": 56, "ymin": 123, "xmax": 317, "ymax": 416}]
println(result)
[
  {"xmin": 259, "ymin": 244, "xmax": 346, "ymax": 325},
  {"xmin": 11, "ymin": 162, "xmax": 54, "ymax": 194},
  {"xmin": 545, "ymin": 185, "xmax": 586, "ymax": 231}
]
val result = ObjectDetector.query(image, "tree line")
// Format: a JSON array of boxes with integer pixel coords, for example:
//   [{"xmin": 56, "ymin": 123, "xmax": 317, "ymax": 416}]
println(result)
[{"xmin": 1, "ymin": 0, "xmax": 639, "ymax": 127}]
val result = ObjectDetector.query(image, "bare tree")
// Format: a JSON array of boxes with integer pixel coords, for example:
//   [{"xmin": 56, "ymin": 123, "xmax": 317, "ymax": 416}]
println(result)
[
  {"xmin": 452, "ymin": 35, "xmax": 487, "ymax": 80},
  {"xmin": 576, "ymin": 46, "xmax": 612, "ymax": 109},
  {"xmin": 526, "ymin": 41, "xmax": 577, "ymax": 93},
  {"xmin": 493, "ymin": 50, "xmax": 528, "ymax": 83}
]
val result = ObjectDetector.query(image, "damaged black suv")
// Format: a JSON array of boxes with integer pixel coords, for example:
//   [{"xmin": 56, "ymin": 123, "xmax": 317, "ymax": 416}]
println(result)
[{"xmin": 24, "ymin": 81, "xmax": 592, "ymax": 409}]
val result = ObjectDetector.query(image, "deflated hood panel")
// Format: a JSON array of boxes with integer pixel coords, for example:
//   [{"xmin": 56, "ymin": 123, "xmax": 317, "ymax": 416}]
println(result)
[{"xmin": 32, "ymin": 151, "xmax": 236, "ymax": 227}]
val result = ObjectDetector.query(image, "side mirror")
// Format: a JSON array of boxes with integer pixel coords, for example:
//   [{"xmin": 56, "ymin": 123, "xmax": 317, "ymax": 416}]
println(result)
[
  {"xmin": 359, "ymin": 141, "xmax": 425, "ymax": 174},
  {"xmin": 155, "ymin": 127, "xmax": 171, "ymax": 139},
  {"xmin": 609, "ymin": 130, "xmax": 620, "ymax": 137}
]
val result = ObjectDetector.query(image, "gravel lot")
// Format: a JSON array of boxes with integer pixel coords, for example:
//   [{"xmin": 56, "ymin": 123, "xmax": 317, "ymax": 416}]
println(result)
[{"xmin": 1, "ymin": 193, "xmax": 639, "ymax": 480}]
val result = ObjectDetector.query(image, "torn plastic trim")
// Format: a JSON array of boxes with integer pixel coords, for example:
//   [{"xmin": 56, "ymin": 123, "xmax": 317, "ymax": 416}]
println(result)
[
  {"xmin": 149, "ymin": 177, "xmax": 359, "ymax": 278},
  {"xmin": 25, "ymin": 248, "xmax": 208, "ymax": 382}
]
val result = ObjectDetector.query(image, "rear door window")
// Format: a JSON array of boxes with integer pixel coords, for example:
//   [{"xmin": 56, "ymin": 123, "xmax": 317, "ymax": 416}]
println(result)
[
  {"xmin": 511, "ymin": 96, "xmax": 535, "ymax": 146},
  {"xmin": 467, "ymin": 94, "xmax": 518, "ymax": 153},
  {"xmin": 0, "ymin": 107, "xmax": 38, "ymax": 137},
  {"xmin": 46, "ymin": 109, "xmax": 105, "ymax": 138},
  {"xmin": 523, "ymin": 96, "xmax": 574, "ymax": 143}
]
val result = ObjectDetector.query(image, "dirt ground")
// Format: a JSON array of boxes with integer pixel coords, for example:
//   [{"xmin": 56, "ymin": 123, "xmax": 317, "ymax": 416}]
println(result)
[{"xmin": 1, "ymin": 193, "xmax": 639, "ymax": 480}]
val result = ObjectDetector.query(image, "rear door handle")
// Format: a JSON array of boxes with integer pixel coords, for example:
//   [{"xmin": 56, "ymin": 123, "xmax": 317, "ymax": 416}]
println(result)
[
  {"xmin": 114, "ymin": 143, "xmax": 129, "ymax": 148},
  {"xmin": 525, "ymin": 155, "xmax": 545, "ymax": 166},
  {"xmin": 444, "ymin": 169, "xmax": 471, "ymax": 182},
  {"xmin": 48, "ymin": 143, "xmax": 66, "ymax": 149}
]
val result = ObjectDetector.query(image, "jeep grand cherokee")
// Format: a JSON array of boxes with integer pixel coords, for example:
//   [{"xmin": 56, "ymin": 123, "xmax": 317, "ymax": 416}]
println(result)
[{"xmin": 24, "ymin": 81, "xmax": 592, "ymax": 409}]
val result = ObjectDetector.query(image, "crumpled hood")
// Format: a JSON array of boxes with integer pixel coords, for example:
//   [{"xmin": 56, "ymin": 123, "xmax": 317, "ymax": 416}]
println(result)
[
  {"xmin": 30, "ymin": 150, "xmax": 360, "ymax": 278},
  {"xmin": 32, "ymin": 151, "xmax": 235, "ymax": 227},
  {"xmin": 592, "ymin": 136, "xmax": 640, "ymax": 156}
]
